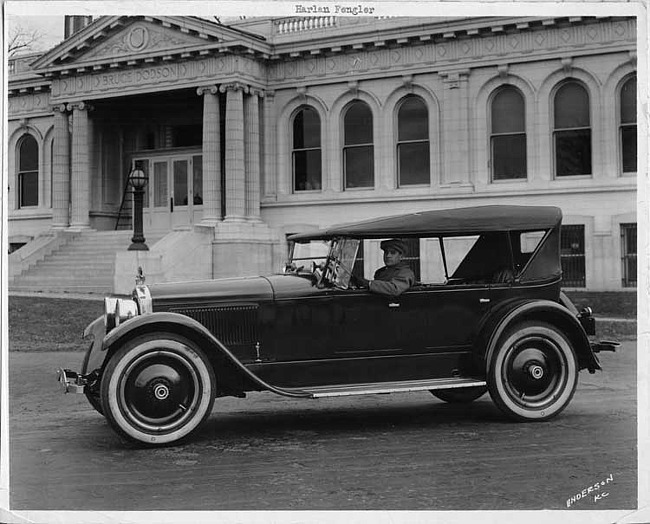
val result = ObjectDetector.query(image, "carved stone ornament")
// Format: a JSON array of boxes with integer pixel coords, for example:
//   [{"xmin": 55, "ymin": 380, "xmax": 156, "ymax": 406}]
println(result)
[
  {"xmin": 197, "ymin": 85, "xmax": 219, "ymax": 96},
  {"xmin": 84, "ymin": 22, "xmax": 201, "ymax": 61},
  {"xmin": 219, "ymin": 82, "xmax": 249, "ymax": 94}
]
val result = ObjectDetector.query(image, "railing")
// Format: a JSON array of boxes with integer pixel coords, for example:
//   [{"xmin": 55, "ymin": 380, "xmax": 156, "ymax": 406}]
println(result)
[
  {"xmin": 274, "ymin": 17, "xmax": 337, "ymax": 35},
  {"xmin": 560, "ymin": 225, "xmax": 586, "ymax": 288}
]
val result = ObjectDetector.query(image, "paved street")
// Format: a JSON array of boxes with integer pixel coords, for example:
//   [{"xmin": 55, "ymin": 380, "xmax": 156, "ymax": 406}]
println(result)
[{"xmin": 9, "ymin": 344, "xmax": 636, "ymax": 511}]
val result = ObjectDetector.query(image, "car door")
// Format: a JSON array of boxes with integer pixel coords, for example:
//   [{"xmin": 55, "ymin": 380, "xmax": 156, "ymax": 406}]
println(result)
[{"xmin": 388, "ymin": 283, "xmax": 492, "ymax": 380}]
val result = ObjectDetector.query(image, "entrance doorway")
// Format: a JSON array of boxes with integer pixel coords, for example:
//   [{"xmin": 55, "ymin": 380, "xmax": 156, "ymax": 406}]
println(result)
[{"xmin": 131, "ymin": 153, "xmax": 203, "ymax": 233}]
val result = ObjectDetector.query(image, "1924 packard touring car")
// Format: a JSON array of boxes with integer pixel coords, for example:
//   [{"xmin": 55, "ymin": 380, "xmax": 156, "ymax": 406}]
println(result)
[{"xmin": 59, "ymin": 205, "xmax": 617, "ymax": 446}]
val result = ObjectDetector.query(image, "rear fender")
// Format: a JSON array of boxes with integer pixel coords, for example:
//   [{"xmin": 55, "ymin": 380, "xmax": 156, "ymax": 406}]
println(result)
[{"xmin": 478, "ymin": 300, "xmax": 600, "ymax": 373}]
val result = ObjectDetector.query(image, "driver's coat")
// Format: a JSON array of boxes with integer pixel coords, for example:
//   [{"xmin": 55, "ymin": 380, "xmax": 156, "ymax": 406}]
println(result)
[{"xmin": 369, "ymin": 262, "xmax": 415, "ymax": 297}]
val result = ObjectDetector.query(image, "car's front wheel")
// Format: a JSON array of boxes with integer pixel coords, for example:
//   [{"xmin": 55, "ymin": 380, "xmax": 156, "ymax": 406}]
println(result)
[
  {"xmin": 488, "ymin": 321, "xmax": 578, "ymax": 421},
  {"xmin": 100, "ymin": 333, "xmax": 216, "ymax": 446},
  {"xmin": 431, "ymin": 386, "xmax": 487, "ymax": 404}
]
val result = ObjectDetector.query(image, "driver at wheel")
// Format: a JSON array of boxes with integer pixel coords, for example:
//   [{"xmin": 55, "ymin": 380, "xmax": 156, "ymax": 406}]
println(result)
[{"xmin": 352, "ymin": 239, "xmax": 415, "ymax": 297}]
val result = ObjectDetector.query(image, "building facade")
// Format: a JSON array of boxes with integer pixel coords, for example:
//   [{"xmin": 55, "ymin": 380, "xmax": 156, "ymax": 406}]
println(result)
[{"xmin": 7, "ymin": 15, "xmax": 637, "ymax": 291}]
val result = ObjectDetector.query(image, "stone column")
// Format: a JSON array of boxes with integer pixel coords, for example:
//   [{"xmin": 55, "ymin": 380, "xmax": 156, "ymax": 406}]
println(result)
[
  {"xmin": 68, "ymin": 101, "xmax": 92, "ymax": 229},
  {"xmin": 439, "ymin": 69, "xmax": 471, "ymax": 186},
  {"xmin": 262, "ymin": 90, "xmax": 277, "ymax": 199},
  {"xmin": 220, "ymin": 82, "xmax": 247, "ymax": 221},
  {"xmin": 245, "ymin": 89, "xmax": 262, "ymax": 221},
  {"xmin": 51, "ymin": 104, "xmax": 70, "ymax": 229},
  {"xmin": 197, "ymin": 85, "xmax": 222, "ymax": 225}
]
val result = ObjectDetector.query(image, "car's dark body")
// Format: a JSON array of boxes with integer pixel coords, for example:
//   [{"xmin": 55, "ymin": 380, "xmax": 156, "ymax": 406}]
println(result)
[{"xmin": 59, "ymin": 205, "xmax": 616, "ymax": 446}]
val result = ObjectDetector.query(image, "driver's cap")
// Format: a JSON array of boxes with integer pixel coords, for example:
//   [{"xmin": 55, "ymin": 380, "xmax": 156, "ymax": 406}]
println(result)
[{"xmin": 380, "ymin": 238, "xmax": 407, "ymax": 254}]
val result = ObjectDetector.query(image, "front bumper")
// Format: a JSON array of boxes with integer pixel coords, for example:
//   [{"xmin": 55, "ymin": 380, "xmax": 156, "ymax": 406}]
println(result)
[{"xmin": 57, "ymin": 368, "xmax": 87, "ymax": 394}]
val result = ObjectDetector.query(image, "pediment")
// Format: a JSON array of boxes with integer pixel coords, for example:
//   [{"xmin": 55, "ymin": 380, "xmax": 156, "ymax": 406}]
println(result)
[
  {"xmin": 83, "ymin": 20, "xmax": 210, "ymax": 61},
  {"xmin": 30, "ymin": 16, "xmax": 265, "ymax": 73}
]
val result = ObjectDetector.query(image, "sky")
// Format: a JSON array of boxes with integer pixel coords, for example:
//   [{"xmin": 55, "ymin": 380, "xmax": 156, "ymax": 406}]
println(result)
[{"xmin": 6, "ymin": 15, "xmax": 65, "ymax": 51}]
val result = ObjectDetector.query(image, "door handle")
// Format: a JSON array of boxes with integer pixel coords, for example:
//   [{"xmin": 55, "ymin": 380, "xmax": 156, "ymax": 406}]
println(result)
[
  {"xmin": 170, "ymin": 197, "xmax": 174, "ymax": 212},
  {"xmin": 388, "ymin": 302, "xmax": 400, "ymax": 308},
  {"xmin": 479, "ymin": 298, "xmax": 490, "ymax": 304}
]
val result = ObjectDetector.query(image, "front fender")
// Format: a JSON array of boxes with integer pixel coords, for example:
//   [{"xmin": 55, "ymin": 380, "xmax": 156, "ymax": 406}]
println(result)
[
  {"xmin": 96, "ymin": 311, "xmax": 311, "ymax": 398},
  {"xmin": 479, "ymin": 299, "xmax": 600, "ymax": 373}
]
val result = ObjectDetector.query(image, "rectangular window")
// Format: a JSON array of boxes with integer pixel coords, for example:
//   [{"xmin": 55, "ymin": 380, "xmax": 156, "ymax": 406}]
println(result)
[
  {"xmin": 153, "ymin": 161, "xmax": 168, "ymax": 208},
  {"xmin": 560, "ymin": 225, "xmax": 585, "ymax": 287},
  {"xmin": 492, "ymin": 135, "xmax": 527, "ymax": 180},
  {"xmin": 621, "ymin": 223, "xmax": 637, "ymax": 288},
  {"xmin": 621, "ymin": 125, "xmax": 637, "ymax": 173},
  {"xmin": 344, "ymin": 146, "xmax": 374, "ymax": 188},
  {"xmin": 555, "ymin": 130, "xmax": 592, "ymax": 177},
  {"xmin": 192, "ymin": 155, "xmax": 203, "ymax": 205},
  {"xmin": 293, "ymin": 150, "xmax": 322, "ymax": 191},
  {"xmin": 398, "ymin": 142, "xmax": 430, "ymax": 186},
  {"xmin": 18, "ymin": 171, "xmax": 38, "ymax": 207},
  {"xmin": 173, "ymin": 160, "xmax": 189, "ymax": 206}
]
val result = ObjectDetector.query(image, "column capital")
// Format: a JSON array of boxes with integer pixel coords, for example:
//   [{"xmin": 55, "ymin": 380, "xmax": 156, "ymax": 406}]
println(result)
[
  {"xmin": 66, "ymin": 101, "xmax": 93, "ymax": 112},
  {"xmin": 219, "ymin": 82, "xmax": 249, "ymax": 94},
  {"xmin": 196, "ymin": 85, "xmax": 219, "ymax": 96},
  {"xmin": 51, "ymin": 103, "xmax": 69, "ymax": 114},
  {"xmin": 249, "ymin": 87, "xmax": 265, "ymax": 98}
]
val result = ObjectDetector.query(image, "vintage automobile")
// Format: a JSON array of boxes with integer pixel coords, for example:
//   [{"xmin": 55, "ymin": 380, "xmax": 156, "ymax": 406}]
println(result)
[{"xmin": 58, "ymin": 205, "xmax": 618, "ymax": 446}]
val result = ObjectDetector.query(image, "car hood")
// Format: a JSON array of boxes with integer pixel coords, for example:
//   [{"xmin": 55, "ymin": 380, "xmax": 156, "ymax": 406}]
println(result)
[{"xmin": 149, "ymin": 274, "xmax": 320, "ymax": 307}]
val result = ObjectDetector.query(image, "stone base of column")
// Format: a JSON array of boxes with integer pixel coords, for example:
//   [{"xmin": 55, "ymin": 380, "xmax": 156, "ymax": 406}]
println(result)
[
  {"xmin": 223, "ymin": 215, "xmax": 248, "ymax": 223},
  {"xmin": 66, "ymin": 225, "xmax": 93, "ymax": 232},
  {"xmin": 198, "ymin": 217, "xmax": 222, "ymax": 228},
  {"xmin": 213, "ymin": 220, "xmax": 281, "ymax": 278}
]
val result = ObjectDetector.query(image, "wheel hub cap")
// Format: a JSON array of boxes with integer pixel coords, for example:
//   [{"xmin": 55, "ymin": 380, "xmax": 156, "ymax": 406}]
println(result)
[
  {"xmin": 153, "ymin": 383, "xmax": 170, "ymax": 400},
  {"xmin": 528, "ymin": 364, "xmax": 545, "ymax": 380}
]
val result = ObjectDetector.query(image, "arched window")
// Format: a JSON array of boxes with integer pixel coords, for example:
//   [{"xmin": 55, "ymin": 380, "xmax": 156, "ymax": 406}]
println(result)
[
  {"xmin": 397, "ymin": 96, "xmax": 430, "ymax": 186},
  {"xmin": 620, "ymin": 76, "xmax": 636, "ymax": 174},
  {"xmin": 490, "ymin": 86, "xmax": 526, "ymax": 180},
  {"xmin": 343, "ymin": 101, "xmax": 374, "ymax": 189},
  {"xmin": 292, "ymin": 106, "xmax": 322, "ymax": 191},
  {"xmin": 553, "ymin": 82, "xmax": 591, "ymax": 177},
  {"xmin": 17, "ymin": 134, "xmax": 39, "ymax": 208}
]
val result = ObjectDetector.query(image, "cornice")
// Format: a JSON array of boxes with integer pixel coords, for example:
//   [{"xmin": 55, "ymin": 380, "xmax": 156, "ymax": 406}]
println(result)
[{"xmin": 9, "ymin": 15, "xmax": 636, "ymax": 87}]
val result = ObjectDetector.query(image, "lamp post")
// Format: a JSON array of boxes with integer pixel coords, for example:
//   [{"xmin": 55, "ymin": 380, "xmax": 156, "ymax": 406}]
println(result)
[{"xmin": 128, "ymin": 167, "xmax": 149, "ymax": 251}]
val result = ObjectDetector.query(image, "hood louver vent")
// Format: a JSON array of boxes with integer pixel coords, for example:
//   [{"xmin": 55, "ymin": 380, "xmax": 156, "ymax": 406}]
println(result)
[{"xmin": 171, "ymin": 305, "xmax": 258, "ymax": 346}]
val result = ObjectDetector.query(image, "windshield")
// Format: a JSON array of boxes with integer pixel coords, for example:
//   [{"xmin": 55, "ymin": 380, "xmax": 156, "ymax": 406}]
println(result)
[
  {"xmin": 288, "ymin": 240, "xmax": 330, "ymax": 271},
  {"xmin": 286, "ymin": 238, "xmax": 360, "ymax": 289},
  {"xmin": 325, "ymin": 238, "xmax": 360, "ymax": 289}
]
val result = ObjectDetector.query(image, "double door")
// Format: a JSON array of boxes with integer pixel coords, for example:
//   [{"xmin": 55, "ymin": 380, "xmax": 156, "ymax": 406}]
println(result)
[{"xmin": 132, "ymin": 153, "xmax": 203, "ymax": 233}]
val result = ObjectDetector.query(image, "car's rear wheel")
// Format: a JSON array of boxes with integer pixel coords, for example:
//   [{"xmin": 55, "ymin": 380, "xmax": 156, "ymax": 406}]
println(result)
[
  {"xmin": 488, "ymin": 321, "xmax": 578, "ymax": 421},
  {"xmin": 431, "ymin": 386, "xmax": 487, "ymax": 404},
  {"xmin": 100, "ymin": 333, "xmax": 216, "ymax": 446}
]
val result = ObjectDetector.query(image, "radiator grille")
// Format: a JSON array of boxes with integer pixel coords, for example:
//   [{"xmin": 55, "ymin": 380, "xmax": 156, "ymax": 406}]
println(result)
[{"xmin": 170, "ymin": 305, "xmax": 258, "ymax": 346}]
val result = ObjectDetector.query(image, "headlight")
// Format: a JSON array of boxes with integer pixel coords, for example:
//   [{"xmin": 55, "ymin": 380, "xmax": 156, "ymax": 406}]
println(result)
[{"xmin": 104, "ymin": 296, "xmax": 139, "ymax": 332}]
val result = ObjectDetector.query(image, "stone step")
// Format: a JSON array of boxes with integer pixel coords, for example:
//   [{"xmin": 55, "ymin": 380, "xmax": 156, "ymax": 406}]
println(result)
[
  {"xmin": 10, "ymin": 284, "xmax": 113, "ymax": 294},
  {"xmin": 16, "ymin": 274, "xmax": 114, "ymax": 283},
  {"xmin": 34, "ymin": 257, "xmax": 114, "ymax": 270}
]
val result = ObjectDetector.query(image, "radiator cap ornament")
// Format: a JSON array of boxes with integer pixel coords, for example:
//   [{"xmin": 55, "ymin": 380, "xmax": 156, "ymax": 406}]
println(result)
[{"xmin": 135, "ymin": 266, "xmax": 146, "ymax": 286}]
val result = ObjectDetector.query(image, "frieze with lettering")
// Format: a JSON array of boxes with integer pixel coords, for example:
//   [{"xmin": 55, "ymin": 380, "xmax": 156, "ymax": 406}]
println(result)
[{"xmin": 50, "ymin": 55, "xmax": 266, "ymax": 100}]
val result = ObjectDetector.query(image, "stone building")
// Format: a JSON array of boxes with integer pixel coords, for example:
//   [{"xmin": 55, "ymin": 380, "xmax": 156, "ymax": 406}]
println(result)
[{"xmin": 7, "ymin": 15, "xmax": 637, "ymax": 293}]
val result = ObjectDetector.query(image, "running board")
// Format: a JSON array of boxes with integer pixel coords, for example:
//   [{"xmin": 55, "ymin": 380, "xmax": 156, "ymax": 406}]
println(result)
[{"xmin": 283, "ymin": 377, "xmax": 487, "ymax": 399}]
